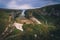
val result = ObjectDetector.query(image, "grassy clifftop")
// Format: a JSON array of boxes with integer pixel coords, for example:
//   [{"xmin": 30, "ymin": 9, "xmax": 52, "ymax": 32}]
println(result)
[{"xmin": 0, "ymin": 4, "xmax": 60, "ymax": 40}]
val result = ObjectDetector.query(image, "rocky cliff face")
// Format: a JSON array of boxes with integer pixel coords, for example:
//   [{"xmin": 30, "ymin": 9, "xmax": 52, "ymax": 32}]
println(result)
[
  {"xmin": 25, "ymin": 4, "xmax": 60, "ymax": 17},
  {"xmin": 40, "ymin": 4, "xmax": 60, "ymax": 17}
]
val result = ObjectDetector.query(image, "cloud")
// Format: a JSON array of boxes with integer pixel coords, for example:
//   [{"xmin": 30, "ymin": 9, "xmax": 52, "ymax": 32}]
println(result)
[
  {"xmin": 7, "ymin": 4, "xmax": 33, "ymax": 9},
  {"xmin": 1, "ymin": 0, "xmax": 60, "ymax": 9},
  {"xmin": 6, "ymin": 0, "xmax": 33, "ymax": 9},
  {"xmin": 29, "ymin": 0, "xmax": 59, "ymax": 8}
]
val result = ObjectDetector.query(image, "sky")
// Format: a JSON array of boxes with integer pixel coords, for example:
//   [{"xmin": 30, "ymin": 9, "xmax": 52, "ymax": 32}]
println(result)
[{"xmin": 0, "ymin": 0, "xmax": 60, "ymax": 9}]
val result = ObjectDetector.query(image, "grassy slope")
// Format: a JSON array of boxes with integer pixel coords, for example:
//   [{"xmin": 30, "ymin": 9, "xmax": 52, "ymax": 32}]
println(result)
[{"xmin": 0, "ymin": 4, "xmax": 60, "ymax": 40}]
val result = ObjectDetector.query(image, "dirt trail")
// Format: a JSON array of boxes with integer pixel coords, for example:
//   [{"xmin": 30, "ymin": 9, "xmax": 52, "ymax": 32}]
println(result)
[
  {"xmin": 13, "ymin": 22, "xmax": 23, "ymax": 31},
  {"xmin": 30, "ymin": 17, "xmax": 41, "ymax": 24}
]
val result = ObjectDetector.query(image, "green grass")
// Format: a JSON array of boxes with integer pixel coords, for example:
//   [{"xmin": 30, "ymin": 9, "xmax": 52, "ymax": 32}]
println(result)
[{"xmin": 0, "ymin": 10, "xmax": 60, "ymax": 40}]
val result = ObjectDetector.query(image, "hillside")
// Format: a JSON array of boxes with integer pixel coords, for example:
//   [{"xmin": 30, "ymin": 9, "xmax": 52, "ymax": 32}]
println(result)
[
  {"xmin": 25, "ymin": 4, "xmax": 60, "ymax": 25},
  {"xmin": 0, "ymin": 4, "xmax": 60, "ymax": 40}
]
